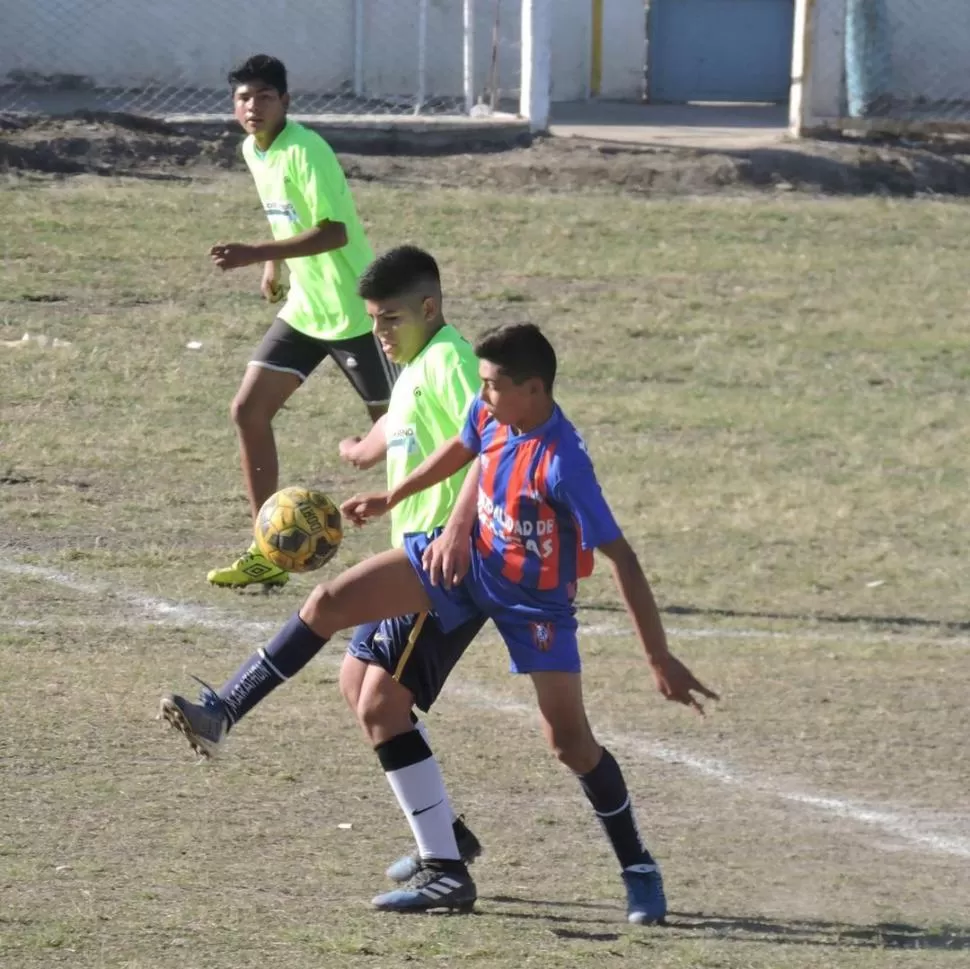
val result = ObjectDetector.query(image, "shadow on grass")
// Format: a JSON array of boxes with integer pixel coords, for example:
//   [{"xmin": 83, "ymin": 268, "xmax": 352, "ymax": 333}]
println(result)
[
  {"xmin": 581, "ymin": 599, "xmax": 970, "ymax": 633},
  {"xmin": 669, "ymin": 911, "xmax": 970, "ymax": 950},
  {"xmin": 482, "ymin": 896, "xmax": 970, "ymax": 949}
]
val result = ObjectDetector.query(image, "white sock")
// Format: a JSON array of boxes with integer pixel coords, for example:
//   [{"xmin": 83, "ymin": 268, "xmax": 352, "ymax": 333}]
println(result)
[
  {"xmin": 384, "ymin": 752, "xmax": 460, "ymax": 861},
  {"xmin": 414, "ymin": 720, "xmax": 458, "ymax": 823}
]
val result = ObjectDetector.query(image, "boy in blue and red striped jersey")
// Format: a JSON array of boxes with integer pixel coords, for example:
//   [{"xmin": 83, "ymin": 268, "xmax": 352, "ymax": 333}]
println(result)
[
  {"xmin": 343, "ymin": 323, "xmax": 717, "ymax": 919},
  {"xmin": 162, "ymin": 322, "xmax": 716, "ymax": 921}
]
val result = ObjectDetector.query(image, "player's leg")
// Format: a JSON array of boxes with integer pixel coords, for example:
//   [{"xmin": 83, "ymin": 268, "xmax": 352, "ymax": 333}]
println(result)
[
  {"xmin": 327, "ymin": 331, "xmax": 401, "ymax": 424},
  {"xmin": 160, "ymin": 548, "xmax": 432, "ymax": 757},
  {"xmin": 336, "ymin": 534, "xmax": 487, "ymax": 912},
  {"xmin": 342, "ymin": 613, "xmax": 486, "ymax": 889},
  {"xmin": 339, "ymin": 649, "xmax": 481, "ymax": 884},
  {"xmin": 208, "ymin": 318, "xmax": 331, "ymax": 589},
  {"xmin": 503, "ymin": 620, "xmax": 667, "ymax": 925}
]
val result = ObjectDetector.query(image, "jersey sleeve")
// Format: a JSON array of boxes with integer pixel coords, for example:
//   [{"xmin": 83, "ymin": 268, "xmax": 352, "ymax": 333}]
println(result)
[
  {"xmin": 291, "ymin": 135, "xmax": 345, "ymax": 225},
  {"xmin": 460, "ymin": 398, "xmax": 485, "ymax": 455},
  {"xmin": 429, "ymin": 346, "xmax": 480, "ymax": 437},
  {"xmin": 552, "ymin": 446, "xmax": 622, "ymax": 550}
]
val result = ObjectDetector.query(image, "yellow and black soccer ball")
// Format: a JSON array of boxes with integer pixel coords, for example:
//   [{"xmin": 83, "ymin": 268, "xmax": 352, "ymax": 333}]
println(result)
[{"xmin": 254, "ymin": 487, "xmax": 343, "ymax": 573}]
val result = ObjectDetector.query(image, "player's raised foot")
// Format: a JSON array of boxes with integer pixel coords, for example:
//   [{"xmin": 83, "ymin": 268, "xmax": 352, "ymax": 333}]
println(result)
[
  {"xmin": 159, "ymin": 684, "xmax": 229, "ymax": 758},
  {"xmin": 622, "ymin": 862, "xmax": 667, "ymax": 925},
  {"xmin": 206, "ymin": 542, "xmax": 289, "ymax": 590},
  {"xmin": 372, "ymin": 861, "xmax": 476, "ymax": 914},
  {"xmin": 385, "ymin": 816, "xmax": 483, "ymax": 883}
]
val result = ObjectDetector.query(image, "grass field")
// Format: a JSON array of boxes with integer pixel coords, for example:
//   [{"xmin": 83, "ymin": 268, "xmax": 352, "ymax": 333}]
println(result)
[{"xmin": 2, "ymin": 170, "xmax": 970, "ymax": 968}]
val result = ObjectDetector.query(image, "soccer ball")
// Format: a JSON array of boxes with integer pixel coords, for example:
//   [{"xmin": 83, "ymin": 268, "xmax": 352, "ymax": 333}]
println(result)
[{"xmin": 254, "ymin": 487, "xmax": 343, "ymax": 573}]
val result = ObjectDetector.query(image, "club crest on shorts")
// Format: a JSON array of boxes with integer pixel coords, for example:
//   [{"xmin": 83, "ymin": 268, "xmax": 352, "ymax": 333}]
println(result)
[{"xmin": 530, "ymin": 621, "xmax": 554, "ymax": 651}]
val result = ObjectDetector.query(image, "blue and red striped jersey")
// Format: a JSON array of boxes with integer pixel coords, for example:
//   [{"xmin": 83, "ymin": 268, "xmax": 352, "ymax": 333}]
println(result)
[{"xmin": 460, "ymin": 398, "xmax": 622, "ymax": 619}]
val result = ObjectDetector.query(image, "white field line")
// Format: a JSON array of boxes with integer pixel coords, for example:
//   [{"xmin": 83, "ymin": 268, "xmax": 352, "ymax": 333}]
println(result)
[
  {"xmin": 3, "ymin": 560, "xmax": 970, "ymax": 860},
  {"xmin": 6, "ymin": 562, "xmax": 968, "ymax": 647},
  {"xmin": 447, "ymin": 685, "xmax": 970, "ymax": 860}
]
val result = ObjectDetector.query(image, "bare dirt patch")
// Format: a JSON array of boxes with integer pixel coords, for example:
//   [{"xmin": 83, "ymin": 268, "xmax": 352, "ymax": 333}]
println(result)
[{"xmin": 4, "ymin": 110, "xmax": 970, "ymax": 197}]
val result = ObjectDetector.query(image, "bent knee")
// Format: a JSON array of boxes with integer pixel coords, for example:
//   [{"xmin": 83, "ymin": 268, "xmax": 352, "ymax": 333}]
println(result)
[
  {"xmin": 547, "ymin": 728, "xmax": 599, "ymax": 773},
  {"xmin": 356, "ymin": 693, "xmax": 389, "ymax": 733},
  {"xmin": 301, "ymin": 583, "xmax": 345, "ymax": 637},
  {"xmin": 230, "ymin": 391, "xmax": 273, "ymax": 428},
  {"xmin": 356, "ymin": 693, "xmax": 410, "ymax": 746}
]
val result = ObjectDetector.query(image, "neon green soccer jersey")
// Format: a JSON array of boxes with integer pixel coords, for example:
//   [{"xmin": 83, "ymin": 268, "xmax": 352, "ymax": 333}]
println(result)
[
  {"xmin": 242, "ymin": 121, "xmax": 374, "ymax": 341},
  {"xmin": 385, "ymin": 325, "xmax": 481, "ymax": 548}
]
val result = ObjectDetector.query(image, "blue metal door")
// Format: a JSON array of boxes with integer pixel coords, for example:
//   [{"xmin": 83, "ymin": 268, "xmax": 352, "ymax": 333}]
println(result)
[{"xmin": 649, "ymin": 0, "xmax": 795, "ymax": 102}]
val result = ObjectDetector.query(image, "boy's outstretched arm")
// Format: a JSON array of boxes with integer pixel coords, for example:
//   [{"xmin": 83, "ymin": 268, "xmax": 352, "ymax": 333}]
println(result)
[
  {"xmin": 597, "ymin": 536, "xmax": 719, "ymax": 715},
  {"xmin": 341, "ymin": 437, "xmax": 475, "ymax": 525},
  {"xmin": 210, "ymin": 220, "xmax": 348, "ymax": 270}
]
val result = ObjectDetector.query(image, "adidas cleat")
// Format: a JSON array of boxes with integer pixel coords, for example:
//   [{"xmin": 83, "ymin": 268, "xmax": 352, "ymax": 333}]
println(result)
[
  {"xmin": 207, "ymin": 543, "xmax": 289, "ymax": 590},
  {"xmin": 372, "ymin": 862, "xmax": 476, "ymax": 914},
  {"xmin": 622, "ymin": 863, "xmax": 667, "ymax": 925},
  {"xmin": 386, "ymin": 816, "xmax": 483, "ymax": 883}
]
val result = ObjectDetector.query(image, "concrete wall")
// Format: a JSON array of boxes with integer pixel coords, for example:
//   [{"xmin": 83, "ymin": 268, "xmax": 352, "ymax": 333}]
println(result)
[
  {"xmin": 0, "ymin": 0, "xmax": 647, "ymax": 105},
  {"xmin": 806, "ymin": 0, "xmax": 970, "ymax": 121},
  {"xmin": 601, "ymin": 0, "xmax": 646, "ymax": 98},
  {"xmin": 806, "ymin": 0, "xmax": 846, "ymax": 120}
]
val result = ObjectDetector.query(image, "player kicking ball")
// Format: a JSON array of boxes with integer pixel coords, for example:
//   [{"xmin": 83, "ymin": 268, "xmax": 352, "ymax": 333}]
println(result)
[
  {"xmin": 206, "ymin": 54, "xmax": 398, "ymax": 590},
  {"xmin": 162, "ymin": 323, "xmax": 717, "ymax": 922},
  {"xmin": 166, "ymin": 246, "xmax": 487, "ymax": 887}
]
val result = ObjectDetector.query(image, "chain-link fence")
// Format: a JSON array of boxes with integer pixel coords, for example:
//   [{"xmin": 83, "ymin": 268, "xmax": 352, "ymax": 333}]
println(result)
[
  {"xmin": 0, "ymin": 0, "xmax": 524, "ymax": 119},
  {"xmin": 795, "ymin": 0, "xmax": 970, "ymax": 133}
]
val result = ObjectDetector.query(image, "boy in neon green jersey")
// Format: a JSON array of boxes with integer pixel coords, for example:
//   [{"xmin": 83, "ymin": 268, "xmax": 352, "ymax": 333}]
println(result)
[
  {"xmin": 163, "ymin": 247, "xmax": 488, "ymax": 897},
  {"xmin": 207, "ymin": 54, "xmax": 399, "ymax": 590}
]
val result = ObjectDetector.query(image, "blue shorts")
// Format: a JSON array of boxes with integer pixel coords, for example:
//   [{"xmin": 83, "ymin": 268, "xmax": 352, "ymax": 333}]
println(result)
[
  {"xmin": 347, "ymin": 611, "xmax": 485, "ymax": 712},
  {"xmin": 403, "ymin": 532, "xmax": 581, "ymax": 675}
]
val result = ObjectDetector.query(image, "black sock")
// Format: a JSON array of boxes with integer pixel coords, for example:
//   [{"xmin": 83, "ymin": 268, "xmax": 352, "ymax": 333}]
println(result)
[
  {"xmin": 578, "ymin": 747, "xmax": 654, "ymax": 870},
  {"xmin": 217, "ymin": 612, "xmax": 327, "ymax": 726}
]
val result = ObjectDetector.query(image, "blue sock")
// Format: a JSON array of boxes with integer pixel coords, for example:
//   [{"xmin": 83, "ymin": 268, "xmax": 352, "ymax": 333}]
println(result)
[
  {"xmin": 578, "ymin": 747, "xmax": 655, "ymax": 870},
  {"xmin": 217, "ymin": 613, "xmax": 327, "ymax": 726}
]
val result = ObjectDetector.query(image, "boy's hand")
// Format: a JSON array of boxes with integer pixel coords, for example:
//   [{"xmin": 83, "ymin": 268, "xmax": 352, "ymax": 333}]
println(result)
[
  {"xmin": 338, "ymin": 436, "xmax": 366, "ymax": 469},
  {"xmin": 340, "ymin": 491, "xmax": 392, "ymax": 527},
  {"xmin": 422, "ymin": 528, "xmax": 472, "ymax": 589},
  {"xmin": 648, "ymin": 653, "xmax": 719, "ymax": 716},
  {"xmin": 260, "ymin": 261, "xmax": 286, "ymax": 302},
  {"xmin": 210, "ymin": 242, "xmax": 261, "ymax": 271}
]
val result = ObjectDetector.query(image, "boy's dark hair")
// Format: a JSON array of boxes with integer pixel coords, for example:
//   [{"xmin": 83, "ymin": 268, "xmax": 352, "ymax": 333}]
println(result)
[
  {"xmin": 475, "ymin": 323, "xmax": 557, "ymax": 393},
  {"xmin": 228, "ymin": 54, "xmax": 288, "ymax": 96},
  {"xmin": 358, "ymin": 245, "xmax": 441, "ymax": 302}
]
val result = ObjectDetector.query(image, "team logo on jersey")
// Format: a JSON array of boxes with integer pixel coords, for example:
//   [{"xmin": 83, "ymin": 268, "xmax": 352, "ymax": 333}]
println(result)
[
  {"xmin": 263, "ymin": 200, "xmax": 298, "ymax": 223},
  {"xmin": 530, "ymin": 621, "xmax": 555, "ymax": 651},
  {"xmin": 387, "ymin": 424, "xmax": 418, "ymax": 454}
]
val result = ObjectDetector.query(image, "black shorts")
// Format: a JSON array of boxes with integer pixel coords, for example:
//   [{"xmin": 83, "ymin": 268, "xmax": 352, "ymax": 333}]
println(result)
[
  {"xmin": 250, "ymin": 317, "xmax": 401, "ymax": 406},
  {"xmin": 347, "ymin": 611, "xmax": 487, "ymax": 713}
]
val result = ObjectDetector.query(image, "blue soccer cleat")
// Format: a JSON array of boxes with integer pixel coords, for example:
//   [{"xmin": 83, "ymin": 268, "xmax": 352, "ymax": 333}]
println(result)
[
  {"xmin": 385, "ymin": 816, "xmax": 483, "ymax": 883},
  {"xmin": 372, "ymin": 862, "xmax": 476, "ymax": 913},
  {"xmin": 159, "ymin": 681, "xmax": 229, "ymax": 759},
  {"xmin": 622, "ymin": 862, "xmax": 667, "ymax": 925}
]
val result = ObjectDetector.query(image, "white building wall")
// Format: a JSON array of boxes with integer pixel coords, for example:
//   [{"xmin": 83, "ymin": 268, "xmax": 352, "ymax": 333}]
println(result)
[
  {"xmin": 601, "ymin": 0, "xmax": 646, "ymax": 98},
  {"xmin": 0, "ymin": 0, "xmax": 646, "ymax": 106}
]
